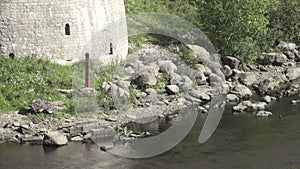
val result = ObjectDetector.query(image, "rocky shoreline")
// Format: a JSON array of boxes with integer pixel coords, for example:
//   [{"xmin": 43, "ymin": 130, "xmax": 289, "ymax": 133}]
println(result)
[{"xmin": 0, "ymin": 41, "xmax": 300, "ymax": 146}]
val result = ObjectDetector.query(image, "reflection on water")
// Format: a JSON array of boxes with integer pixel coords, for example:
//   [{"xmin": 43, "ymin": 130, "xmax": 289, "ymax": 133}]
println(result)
[{"xmin": 0, "ymin": 96, "xmax": 299, "ymax": 169}]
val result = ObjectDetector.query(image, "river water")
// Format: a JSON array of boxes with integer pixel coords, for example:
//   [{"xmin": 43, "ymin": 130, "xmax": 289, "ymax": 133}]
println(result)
[{"xmin": 0, "ymin": 96, "xmax": 299, "ymax": 169}]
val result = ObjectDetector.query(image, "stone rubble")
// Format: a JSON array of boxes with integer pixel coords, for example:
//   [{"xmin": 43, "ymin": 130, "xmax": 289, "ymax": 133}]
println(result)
[{"xmin": 0, "ymin": 41, "xmax": 299, "ymax": 145}]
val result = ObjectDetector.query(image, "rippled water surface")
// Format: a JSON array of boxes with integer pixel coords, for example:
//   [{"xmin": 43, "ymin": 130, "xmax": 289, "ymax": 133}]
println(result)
[{"xmin": 0, "ymin": 96, "xmax": 299, "ymax": 169}]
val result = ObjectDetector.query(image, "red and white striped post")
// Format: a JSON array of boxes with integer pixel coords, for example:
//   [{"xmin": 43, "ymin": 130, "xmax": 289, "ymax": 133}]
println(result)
[{"xmin": 85, "ymin": 53, "xmax": 90, "ymax": 88}]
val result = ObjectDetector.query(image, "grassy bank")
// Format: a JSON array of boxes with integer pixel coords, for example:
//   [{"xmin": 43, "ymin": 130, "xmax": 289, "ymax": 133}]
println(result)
[{"xmin": 0, "ymin": 57, "xmax": 73, "ymax": 113}]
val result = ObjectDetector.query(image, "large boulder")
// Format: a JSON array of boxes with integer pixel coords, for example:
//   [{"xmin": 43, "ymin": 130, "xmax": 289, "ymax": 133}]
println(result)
[
  {"xmin": 29, "ymin": 99, "xmax": 57, "ymax": 114},
  {"xmin": 170, "ymin": 73, "xmax": 182, "ymax": 85},
  {"xmin": 158, "ymin": 60, "xmax": 177, "ymax": 74},
  {"xmin": 277, "ymin": 41, "xmax": 297, "ymax": 51},
  {"xmin": 256, "ymin": 79, "xmax": 280, "ymax": 95},
  {"xmin": 231, "ymin": 69, "xmax": 242, "ymax": 81},
  {"xmin": 286, "ymin": 67, "xmax": 300, "ymax": 81},
  {"xmin": 170, "ymin": 73, "xmax": 193, "ymax": 91},
  {"xmin": 133, "ymin": 66, "xmax": 159, "ymax": 86},
  {"xmin": 283, "ymin": 50, "xmax": 295, "ymax": 59},
  {"xmin": 250, "ymin": 102, "xmax": 267, "ymax": 111},
  {"xmin": 221, "ymin": 56, "xmax": 241, "ymax": 69},
  {"xmin": 226, "ymin": 94, "xmax": 239, "ymax": 102},
  {"xmin": 258, "ymin": 52, "xmax": 287, "ymax": 66},
  {"xmin": 189, "ymin": 89, "xmax": 211, "ymax": 101},
  {"xmin": 43, "ymin": 131, "xmax": 68, "ymax": 146},
  {"xmin": 165, "ymin": 85, "xmax": 180, "ymax": 95},
  {"xmin": 223, "ymin": 65, "xmax": 233, "ymax": 79},
  {"xmin": 187, "ymin": 45, "xmax": 211, "ymax": 62},
  {"xmin": 233, "ymin": 101, "xmax": 252, "ymax": 112},
  {"xmin": 232, "ymin": 85, "xmax": 252, "ymax": 99},
  {"xmin": 196, "ymin": 65, "xmax": 212, "ymax": 76},
  {"xmin": 103, "ymin": 82, "xmax": 130, "ymax": 98},
  {"xmin": 239, "ymin": 72, "xmax": 258, "ymax": 86},
  {"xmin": 256, "ymin": 111, "xmax": 273, "ymax": 117}
]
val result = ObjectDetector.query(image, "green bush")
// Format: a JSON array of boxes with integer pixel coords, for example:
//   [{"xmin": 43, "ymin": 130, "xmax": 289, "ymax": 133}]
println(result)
[
  {"xmin": 124, "ymin": 0, "xmax": 300, "ymax": 64},
  {"xmin": 195, "ymin": 0, "xmax": 277, "ymax": 63},
  {"xmin": 266, "ymin": 0, "xmax": 300, "ymax": 46}
]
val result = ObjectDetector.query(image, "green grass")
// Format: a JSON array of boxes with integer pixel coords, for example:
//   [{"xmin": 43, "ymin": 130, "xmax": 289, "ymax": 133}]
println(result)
[{"xmin": 0, "ymin": 57, "xmax": 74, "ymax": 112}]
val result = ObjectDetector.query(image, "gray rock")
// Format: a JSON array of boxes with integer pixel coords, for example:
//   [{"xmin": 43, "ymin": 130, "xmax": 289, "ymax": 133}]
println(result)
[
  {"xmin": 13, "ymin": 122, "xmax": 21, "ymax": 127},
  {"xmin": 57, "ymin": 89, "xmax": 73, "ymax": 94},
  {"xmin": 263, "ymin": 95, "xmax": 273, "ymax": 104},
  {"xmin": 239, "ymin": 72, "xmax": 258, "ymax": 86},
  {"xmin": 284, "ymin": 50, "xmax": 295, "ymax": 59},
  {"xmin": 226, "ymin": 94, "xmax": 239, "ymax": 102},
  {"xmin": 187, "ymin": 45, "xmax": 211, "ymax": 62},
  {"xmin": 258, "ymin": 65, "xmax": 268, "ymax": 72},
  {"xmin": 138, "ymin": 48, "xmax": 163, "ymax": 62},
  {"xmin": 108, "ymin": 83, "xmax": 130, "ymax": 98},
  {"xmin": 274, "ymin": 53, "xmax": 288, "ymax": 66},
  {"xmin": 0, "ymin": 128, "xmax": 4, "ymax": 136},
  {"xmin": 223, "ymin": 65, "xmax": 233, "ymax": 79},
  {"xmin": 198, "ymin": 106, "xmax": 208, "ymax": 114},
  {"xmin": 39, "ymin": 128, "xmax": 48, "ymax": 133},
  {"xmin": 232, "ymin": 85, "xmax": 252, "ymax": 99},
  {"xmin": 83, "ymin": 133, "xmax": 92, "ymax": 140},
  {"xmin": 259, "ymin": 52, "xmax": 287, "ymax": 66},
  {"xmin": 78, "ymin": 88, "xmax": 96, "ymax": 96},
  {"xmin": 126, "ymin": 114, "xmax": 137, "ymax": 120},
  {"xmin": 184, "ymin": 96, "xmax": 203, "ymax": 104},
  {"xmin": 125, "ymin": 66, "xmax": 135, "ymax": 74},
  {"xmin": 158, "ymin": 60, "xmax": 177, "ymax": 74},
  {"xmin": 195, "ymin": 71, "xmax": 207, "ymax": 85},
  {"xmin": 257, "ymin": 79, "xmax": 280, "ymax": 95},
  {"xmin": 165, "ymin": 85, "xmax": 180, "ymax": 95},
  {"xmin": 222, "ymin": 56, "xmax": 241, "ymax": 69},
  {"xmin": 231, "ymin": 69, "xmax": 242, "ymax": 81},
  {"xmin": 209, "ymin": 73, "xmax": 223, "ymax": 87},
  {"xmin": 133, "ymin": 66, "xmax": 159, "ymax": 86},
  {"xmin": 170, "ymin": 73, "xmax": 182, "ymax": 85},
  {"xmin": 101, "ymin": 82, "xmax": 111, "ymax": 92},
  {"xmin": 277, "ymin": 41, "xmax": 297, "ymax": 51},
  {"xmin": 250, "ymin": 102, "xmax": 267, "ymax": 111},
  {"xmin": 30, "ymin": 99, "xmax": 57, "ymax": 114},
  {"xmin": 43, "ymin": 131, "xmax": 68, "ymax": 146},
  {"xmin": 295, "ymin": 49, "xmax": 300, "ymax": 61},
  {"xmin": 196, "ymin": 65, "xmax": 212, "ymax": 76},
  {"xmin": 70, "ymin": 126, "xmax": 83, "ymax": 137},
  {"xmin": 189, "ymin": 89, "xmax": 210, "ymax": 101},
  {"xmin": 145, "ymin": 88, "xmax": 157, "ymax": 95},
  {"xmin": 179, "ymin": 76, "xmax": 193, "ymax": 91},
  {"xmin": 286, "ymin": 67, "xmax": 300, "ymax": 81},
  {"xmin": 21, "ymin": 136, "xmax": 44, "ymax": 144},
  {"xmin": 256, "ymin": 111, "xmax": 273, "ymax": 117},
  {"xmin": 71, "ymin": 136, "xmax": 83, "ymax": 142},
  {"xmin": 233, "ymin": 101, "xmax": 252, "ymax": 112},
  {"xmin": 116, "ymin": 80, "xmax": 131, "ymax": 92},
  {"xmin": 20, "ymin": 124, "xmax": 32, "ymax": 135},
  {"xmin": 136, "ymin": 92, "xmax": 148, "ymax": 99},
  {"xmin": 291, "ymin": 100, "xmax": 300, "ymax": 105}
]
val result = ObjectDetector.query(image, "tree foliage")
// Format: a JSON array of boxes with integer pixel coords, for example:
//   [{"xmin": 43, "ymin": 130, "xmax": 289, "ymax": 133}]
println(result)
[
  {"xmin": 266, "ymin": 0, "xmax": 300, "ymax": 46},
  {"xmin": 125, "ymin": 0, "xmax": 299, "ymax": 63}
]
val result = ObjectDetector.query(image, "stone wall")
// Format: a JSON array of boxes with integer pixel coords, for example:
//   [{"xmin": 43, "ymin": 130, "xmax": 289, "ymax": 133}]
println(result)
[{"xmin": 0, "ymin": 0, "xmax": 128, "ymax": 63}]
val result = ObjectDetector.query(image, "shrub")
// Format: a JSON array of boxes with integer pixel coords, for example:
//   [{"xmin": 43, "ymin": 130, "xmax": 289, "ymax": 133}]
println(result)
[{"xmin": 266, "ymin": 0, "xmax": 300, "ymax": 46}]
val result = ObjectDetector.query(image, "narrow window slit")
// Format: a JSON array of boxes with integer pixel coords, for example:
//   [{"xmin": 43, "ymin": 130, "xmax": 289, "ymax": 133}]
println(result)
[
  {"xmin": 9, "ymin": 53, "xmax": 15, "ymax": 58},
  {"xmin": 109, "ymin": 43, "xmax": 113, "ymax": 55},
  {"xmin": 65, "ymin": 24, "xmax": 71, "ymax": 35}
]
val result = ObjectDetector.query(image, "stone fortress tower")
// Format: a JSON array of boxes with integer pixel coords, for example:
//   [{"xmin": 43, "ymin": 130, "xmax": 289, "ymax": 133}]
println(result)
[{"xmin": 0, "ymin": 0, "xmax": 128, "ymax": 63}]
